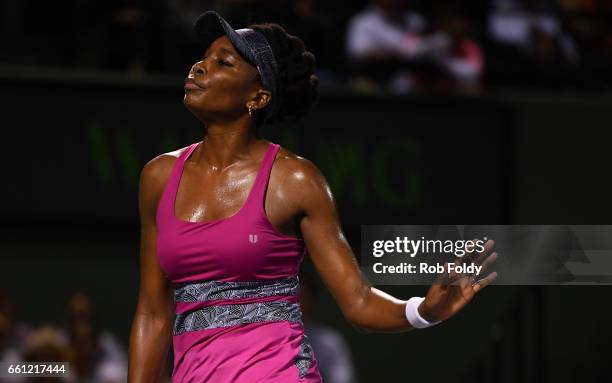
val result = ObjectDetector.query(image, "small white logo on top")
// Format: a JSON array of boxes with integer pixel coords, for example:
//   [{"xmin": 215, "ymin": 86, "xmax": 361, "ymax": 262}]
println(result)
[{"xmin": 249, "ymin": 234, "xmax": 258, "ymax": 244}]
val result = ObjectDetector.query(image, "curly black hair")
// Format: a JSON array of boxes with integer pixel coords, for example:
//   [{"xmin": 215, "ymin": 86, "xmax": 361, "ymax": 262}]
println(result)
[{"xmin": 249, "ymin": 23, "xmax": 319, "ymax": 124}]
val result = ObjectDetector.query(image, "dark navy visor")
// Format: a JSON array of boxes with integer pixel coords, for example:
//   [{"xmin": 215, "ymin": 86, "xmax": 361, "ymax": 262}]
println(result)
[{"xmin": 194, "ymin": 11, "xmax": 279, "ymax": 120}]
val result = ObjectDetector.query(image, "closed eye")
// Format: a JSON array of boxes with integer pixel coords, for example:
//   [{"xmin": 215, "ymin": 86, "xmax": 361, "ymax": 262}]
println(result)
[{"xmin": 199, "ymin": 51, "xmax": 233, "ymax": 67}]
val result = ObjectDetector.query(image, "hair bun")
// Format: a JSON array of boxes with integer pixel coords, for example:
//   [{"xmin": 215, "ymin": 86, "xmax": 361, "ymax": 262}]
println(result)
[{"xmin": 250, "ymin": 23, "xmax": 319, "ymax": 123}]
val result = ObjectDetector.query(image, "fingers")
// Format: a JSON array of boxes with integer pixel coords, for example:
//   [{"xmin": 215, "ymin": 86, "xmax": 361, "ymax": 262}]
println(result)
[
  {"xmin": 473, "ymin": 239, "xmax": 495, "ymax": 265},
  {"xmin": 479, "ymin": 251, "xmax": 498, "ymax": 274},
  {"xmin": 461, "ymin": 239, "xmax": 494, "ymax": 265},
  {"xmin": 483, "ymin": 239, "xmax": 495, "ymax": 253},
  {"xmin": 443, "ymin": 260, "xmax": 469, "ymax": 286},
  {"xmin": 459, "ymin": 238, "xmax": 480, "ymax": 263},
  {"xmin": 439, "ymin": 241, "xmax": 498, "ymax": 288},
  {"xmin": 472, "ymin": 271, "xmax": 498, "ymax": 293},
  {"xmin": 469, "ymin": 250, "xmax": 498, "ymax": 287},
  {"xmin": 436, "ymin": 262, "xmax": 458, "ymax": 285}
]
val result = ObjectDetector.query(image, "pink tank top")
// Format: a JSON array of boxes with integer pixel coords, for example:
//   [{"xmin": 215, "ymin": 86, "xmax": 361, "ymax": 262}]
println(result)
[
  {"xmin": 156, "ymin": 141, "xmax": 306, "ymax": 283},
  {"xmin": 154, "ymin": 141, "xmax": 322, "ymax": 382}
]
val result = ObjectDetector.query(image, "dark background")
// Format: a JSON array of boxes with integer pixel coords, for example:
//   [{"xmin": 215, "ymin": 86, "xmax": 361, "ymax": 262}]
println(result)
[{"xmin": 1, "ymin": 0, "xmax": 612, "ymax": 382}]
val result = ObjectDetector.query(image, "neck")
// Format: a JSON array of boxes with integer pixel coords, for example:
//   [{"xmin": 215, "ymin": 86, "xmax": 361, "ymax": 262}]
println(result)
[{"xmin": 196, "ymin": 119, "xmax": 260, "ymax": 170}]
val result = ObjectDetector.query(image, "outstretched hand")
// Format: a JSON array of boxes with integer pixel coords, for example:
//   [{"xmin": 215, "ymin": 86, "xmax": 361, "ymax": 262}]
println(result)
[{"xmin": 418, "ymin": 240, "xmax": 498, "ymax": 323}]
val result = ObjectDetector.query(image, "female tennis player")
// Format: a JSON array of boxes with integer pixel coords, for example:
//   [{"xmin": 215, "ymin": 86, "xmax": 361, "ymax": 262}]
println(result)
[{"xmin": 127, "ymin": 10, "xmax": 497, "ymax": 383}]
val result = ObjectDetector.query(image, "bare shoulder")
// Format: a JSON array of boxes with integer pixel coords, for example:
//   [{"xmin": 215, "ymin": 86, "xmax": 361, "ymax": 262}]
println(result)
[
  {"xmin": 140, "ymin": 146, "xmax": 191, "ymax": 187},
  {"xmin": 273, "ymin": 146, "xmax": 333, "ymax": 207},
  {"xmin": 274, "ymin": 147, "xmax": 326, "ymax": 185},
  {"xmin": 139, "ymin": 145, "xmax": 192, "ymax": 214}
]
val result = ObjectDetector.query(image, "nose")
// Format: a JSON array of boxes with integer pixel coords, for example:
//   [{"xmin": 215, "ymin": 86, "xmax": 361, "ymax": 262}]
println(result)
[{"xmin": 190, "ymin": 60, "xmax": 207, "ymax": 76}]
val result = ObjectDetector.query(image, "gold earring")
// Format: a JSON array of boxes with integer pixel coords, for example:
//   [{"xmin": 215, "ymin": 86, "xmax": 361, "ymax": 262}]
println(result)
[{"xmin": 248, "ymin": 105, "xmax": 253, "ymax": 118}]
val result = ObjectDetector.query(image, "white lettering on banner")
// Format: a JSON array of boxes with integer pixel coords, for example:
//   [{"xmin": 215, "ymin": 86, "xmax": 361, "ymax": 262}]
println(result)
[
  {"xmin": 373, "ymin": 262, "xmax": 483, "ymax": 275},
  {"xmin": 371, "ymin": 237, "xmax": 488, "ymax": 258}
]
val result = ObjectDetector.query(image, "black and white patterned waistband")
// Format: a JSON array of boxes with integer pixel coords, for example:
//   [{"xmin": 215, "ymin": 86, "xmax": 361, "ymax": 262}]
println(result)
[
  {"xmin": 173, "ymin": 300, "xmax": 302, "ymax": 335},
  {"xmin": 172, "ymin": 277, "xmax": 303, "ymax": 335},
  {"xmin": 172, "ymin": 277, "xmax": 299, "ymax": 303}
]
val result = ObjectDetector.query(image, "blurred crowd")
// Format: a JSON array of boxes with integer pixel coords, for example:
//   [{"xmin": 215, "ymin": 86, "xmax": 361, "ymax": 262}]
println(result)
[
  {"xmin": 1, "ymin": 0, "xmax": 611, "ymax": 92},
  {"xmin": 0, "ymin": 291, "xmax": 131, "ymax": 383}
]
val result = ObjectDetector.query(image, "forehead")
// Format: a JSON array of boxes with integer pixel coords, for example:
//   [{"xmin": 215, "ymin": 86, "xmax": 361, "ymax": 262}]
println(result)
[{"xmin": 206, "ymin": 36, "xmax": 240, "ymax": 57}]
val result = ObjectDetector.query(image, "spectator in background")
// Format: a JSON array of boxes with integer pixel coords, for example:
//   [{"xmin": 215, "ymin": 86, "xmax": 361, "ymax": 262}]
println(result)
[
  {"xmin": 300, "ymin": 270, "xmax": 357, "ymax": 383},
  {"xmin": 428, "ymin": 4, "xmax": 485, "ymax": 93},
  {"xmin": 22, "ymin": 326, "xmax": 68, "ymax": 383},
  {"xmin": 58, "ymin": 292, "xmax": 128, "ymax": 383},
  {"xmin": 486, "ymin": 0, "xmax": 579, "ymax": 88},
  {"xmin": 0, "ymin": 291, "xmax": 32, "ymax": 383},
  {"xmin": 562, "ymin": 10, "xmax": 612, "ymax": 89},
  {"xmin": 346, "ymin": 0, "xmax": 450, "ymax": 92}
]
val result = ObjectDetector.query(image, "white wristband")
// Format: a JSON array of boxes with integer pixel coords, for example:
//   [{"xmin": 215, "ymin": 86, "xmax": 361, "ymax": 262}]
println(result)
[{"xmin": 405, "ymin": 297, "xmax": 442, "ymax": 329}]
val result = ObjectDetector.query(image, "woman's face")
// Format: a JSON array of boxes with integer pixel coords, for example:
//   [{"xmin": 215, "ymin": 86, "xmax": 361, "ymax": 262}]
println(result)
[{"xmin": 184, "ymin": 35, "xmax": 264, "ymax": 122}]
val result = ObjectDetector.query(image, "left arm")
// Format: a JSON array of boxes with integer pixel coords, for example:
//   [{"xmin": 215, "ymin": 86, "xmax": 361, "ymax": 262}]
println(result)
[{"xmin": 287, "ymin": 158, "xmax": 496, "ymax": 333}]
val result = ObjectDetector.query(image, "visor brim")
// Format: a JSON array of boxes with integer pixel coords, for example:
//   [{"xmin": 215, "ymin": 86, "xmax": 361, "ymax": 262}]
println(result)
[{"xmin": 194, "ymin": 11, "xmax": 257, "ymax": 66}]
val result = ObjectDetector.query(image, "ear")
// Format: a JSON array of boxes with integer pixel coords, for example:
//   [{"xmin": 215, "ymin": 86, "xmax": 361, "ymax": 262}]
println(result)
[{"xmin": 249, "ymin": 89, "xmax": 272, "ymax": 112}]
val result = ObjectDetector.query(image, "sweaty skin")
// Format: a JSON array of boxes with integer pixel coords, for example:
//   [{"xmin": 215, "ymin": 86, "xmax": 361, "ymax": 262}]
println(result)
[{"xmin": 128, "ymin": 35, "xmax": 497, "ymax": 383}]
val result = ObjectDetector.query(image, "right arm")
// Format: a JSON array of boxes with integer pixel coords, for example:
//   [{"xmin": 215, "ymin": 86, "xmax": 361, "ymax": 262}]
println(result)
[{"xmin": 128, "ymin": 157, "xmax": 175, "ymax": 383}]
